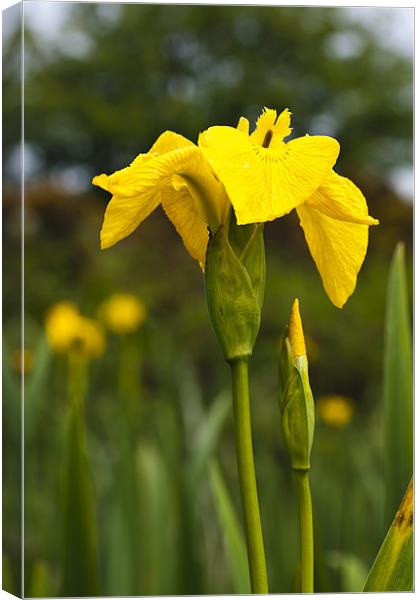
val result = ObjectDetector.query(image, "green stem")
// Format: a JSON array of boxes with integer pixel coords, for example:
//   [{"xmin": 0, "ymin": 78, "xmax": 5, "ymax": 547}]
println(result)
[
  {"xmin": 230, "ymin": 358, "xmax": 268, "ymax": 594},
  {"xmin": 294, "ymin": 469, "xmax": 314, "ymax": 593}
]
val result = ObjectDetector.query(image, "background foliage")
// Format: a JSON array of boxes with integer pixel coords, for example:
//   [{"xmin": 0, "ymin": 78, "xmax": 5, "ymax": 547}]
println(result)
[{"xmin": 3, "ymin": 4, "xmax": 413, "ymax": 595}]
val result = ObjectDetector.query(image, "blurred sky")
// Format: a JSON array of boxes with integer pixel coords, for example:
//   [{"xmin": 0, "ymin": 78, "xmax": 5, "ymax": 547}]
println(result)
[
  {"xmin": 22, "ymin": 3, "xmax": 413, "ymax": 57},
  {"xmin": 8, "ymin": 2, "xmax": 413, "ymax": 200}
]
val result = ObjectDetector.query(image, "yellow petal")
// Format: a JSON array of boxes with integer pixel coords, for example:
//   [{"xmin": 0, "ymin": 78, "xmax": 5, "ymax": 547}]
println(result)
[
  {"xmin": 95, "ymin": 132, "xmax": 194, "ymax": 198},
  {"xmin": 96, "ymin": 132, "xmax": 200, "ymax": 249},
  {"xmin": 164, "ymin": 148, "xmax": 230, "ymax": 232},
  {"xmin": 237, "ymin": 116, "xmax": 249, "ymax": 134},
  {"xmin": 161, "ymin": 180, "xmax": 209, "ymax": 265},
  {"xmin": 296, "ymin": 201, "xmax": 372, "ymax": 308},
  {"xmin": 140, "ymin": 130, "xmax": 195, "ymax": 161},
  {"xmin": 273, "ymin": 108, "xmax": 293, "ymax": 141},
  {"xmin": 100, "ymin": 192, "xmax": 161, "ymax": 250},
  {"xmin": 306, "ymin": 171, "xmax": 379, "ymax": 225},
  {"xmin": 199, "ymin": 126, "xmax": 340, "ymax": 224},
  {"xmin": 96, "ymin": 130, "xmax": 228, "ymax": 250},
  {"xmin": 249, "ymin": 107, "xmax": 277, "ymax": 145}
]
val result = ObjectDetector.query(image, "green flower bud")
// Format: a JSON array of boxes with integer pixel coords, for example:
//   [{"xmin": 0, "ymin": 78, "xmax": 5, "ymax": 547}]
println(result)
[
  {"xmin": 279, "ymin": 299, "xmax": 315, "ymax": 471},
  {"xmin": 205, "ymin": 214, "xmax": 265, "ymax": 362}
]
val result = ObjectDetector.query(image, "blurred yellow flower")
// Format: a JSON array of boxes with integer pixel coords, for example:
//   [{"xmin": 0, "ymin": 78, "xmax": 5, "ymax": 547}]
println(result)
[
  {"xmin": 316, "ymin": 395, "xmax": 355, "ymax": 428},
  {"xmin": 45, "ymin": 302, "xmax": 105, "ymax": 358},
  {"xmin": 45, "ymin": 302, "xmax": 81, "ymax": 352},
  {"xmin": 10, "ymin": 348, "xmax": 34, "ymax": 374},
  {"xmin": 99, "ymin": 293, "xmax": 146, "ymax": 335},
  {"xmin": 75, "ymin": 317, "xmax": 106, "ymax": 358}
]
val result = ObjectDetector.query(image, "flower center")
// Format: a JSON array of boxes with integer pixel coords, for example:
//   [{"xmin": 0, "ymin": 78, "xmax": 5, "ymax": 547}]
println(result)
[
  {"xmin": 262, "ymin": 130, "xmax": 273, "ymax": 148},
  {"xmin": 250, "ymin": 107, "xmax": 293, "ymax": 149}
]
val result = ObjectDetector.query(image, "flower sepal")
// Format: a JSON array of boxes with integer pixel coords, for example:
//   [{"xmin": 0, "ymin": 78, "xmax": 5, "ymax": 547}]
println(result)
[{"xmin": 205, "ymin": 217, "xmax": 265, "ymax": 362}]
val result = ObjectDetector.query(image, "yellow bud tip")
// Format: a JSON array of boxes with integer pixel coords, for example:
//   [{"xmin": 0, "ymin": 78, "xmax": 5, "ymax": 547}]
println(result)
[{"xmin": 289, "ymin": 298, "xmax": 307, "ymax": 358}]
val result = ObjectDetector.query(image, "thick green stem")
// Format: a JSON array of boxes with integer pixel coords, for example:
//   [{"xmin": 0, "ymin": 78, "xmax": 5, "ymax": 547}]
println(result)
[
  {"xmin": 294, "ymin": 469, "xmax": 314, "ymax": 593},
  {"xmin": 230, "ymin": 358, "xmax": 268, "ymax": 594}
]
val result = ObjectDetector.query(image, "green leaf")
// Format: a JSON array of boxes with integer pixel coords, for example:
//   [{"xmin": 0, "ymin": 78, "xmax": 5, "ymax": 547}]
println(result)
[
  {"xmin": 228, "ymin": 217, "xmax": 266, "ymax": 312},
  {"xmin": 383, "ymin": 243, "xmax": 413, "ymax": 527},
  {"xmin": 189, "ymin": 391, "xmax": 230, "ymax": 486},
  {"xmin": 239, "ymin": 223, "xmax": 266, "ymax": 312},
  {"xmin": 2, "ymin": 555, "xmax": 15, "ymax": 595},
  {"xmin": 60, "ymin": 397, "xmax": 99, "ymax": 596},
  {"xmin": 364, "ymin": 478, "xmax": 413, "ymax": 591},
  {"xmin": 209, "ymin": 460, "xmax": 250, "ymax": 594},
  {"xmin": 25, "ymin": 337, "xmax": 52, "ymax": 440},
  {"xmin": 327, "ymin": 551, "xmax": 368, "ymax": 592},
  {"xmin": 136, "ymin": 443, "xmax": 178, "ymax": 595},
  {"xmin": 104, "ymin": 425, "xmax": 141, "ymax": 595},
  {"xmin": 27, "ymin": 561, "xmax": 52, "ymax": 597}
]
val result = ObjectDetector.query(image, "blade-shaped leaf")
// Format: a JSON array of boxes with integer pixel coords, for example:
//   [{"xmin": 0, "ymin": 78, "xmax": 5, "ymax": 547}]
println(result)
[
  {"xmin": 189, "ymin": 391, "xmax": 230, "ymax": 486},
  {"xmin": 136, "ymin": 443, "xmax": 178, "ymax": 595},
  {"xmin": 27, "ymin": 561, "xmax": 52, "ymax": 597},
  {"xmin": 364, "ymin": 478, "xmax": 413, "ymax": 591},
  {"xmin": 104, "ymin": 426, "xmax": 141, "ymax": 596},
  {"xmin": 209, "ymin": 460, "xmax": 250, "ymax": 594},
  {"xmin": 60, "ymin": 396, "xmax": 99, "ymax": 596},
  {"xmin": 25, "ymin": 337, "xmax": 52, "ymax": 441},
  {"xmin": 383, "ymin": 243, "xmax": 413, "ymax": 527}
]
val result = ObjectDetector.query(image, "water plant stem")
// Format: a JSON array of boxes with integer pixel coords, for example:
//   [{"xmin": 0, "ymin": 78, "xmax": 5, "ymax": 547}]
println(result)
[
  {"xmin": 294, "ymin": 469, "xmax": 314, "ymax": 593},
  {"xmin": 230, "ymin": 358, "xmax": 268, "ymax": 594}
]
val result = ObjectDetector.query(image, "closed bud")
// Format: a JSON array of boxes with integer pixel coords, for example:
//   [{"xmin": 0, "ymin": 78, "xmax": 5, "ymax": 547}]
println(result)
[
  {"xmin": 278, "ymin": 299, "xmax": 315, "ymax": 471},
  {"xmin": 205, "ymin": 213, "xmax": 265, "ymax": 362}
]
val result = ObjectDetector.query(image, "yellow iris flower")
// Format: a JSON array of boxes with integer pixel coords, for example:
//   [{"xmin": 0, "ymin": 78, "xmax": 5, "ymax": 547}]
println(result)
[
  {"xmin": 199, "ymin": 107, "xmax": 379, "ymax": 308},
  {"xmin": 93, "ymin": 106, "xmax": 378, "ymax": 307}
]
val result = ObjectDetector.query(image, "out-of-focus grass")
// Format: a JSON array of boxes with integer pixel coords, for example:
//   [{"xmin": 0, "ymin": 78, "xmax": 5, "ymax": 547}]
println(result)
[{"xmin": 3, "ymin": 194, "xmax": 412, "ymax": 593}]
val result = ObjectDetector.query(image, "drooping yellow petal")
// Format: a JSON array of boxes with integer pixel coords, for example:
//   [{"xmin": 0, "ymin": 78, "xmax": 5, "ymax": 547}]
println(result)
[
  {"xmin": 161, "ymin": 178, "xmax": 209, "ymax": 266},
  {"xmin": 99, "ymin": 191, "xmax": 161, "ymax": 249},
  {"xmin": 199, "ymin": 126, "xmax": 340, "ymax": 225},
  {"xmin": 305, "ymin": 171, "xmax": 379, "ymax": 225},
  {"xmin": 94, "ymin": 132, "xmax": 194, "ymax": 198},
  {"xmin": 297, "ymin": 200, "xmax": 372, "ymax": 308},
  {"xmin": 94, "ymin": 130, "xmax": 228, "ymax": 250},
  {"xmin": 296, "ymin": 171, "xmax": 378, "ymax": 307}
]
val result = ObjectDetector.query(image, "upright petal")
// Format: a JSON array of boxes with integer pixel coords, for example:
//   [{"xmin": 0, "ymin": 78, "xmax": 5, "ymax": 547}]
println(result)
[
  {"xmin": 249, "ymin": 107, "xmax": 292, "ymax": 147},
  {"xmin": 199, "ymin": 126, "xmax": 340, "ymax": 225}
]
